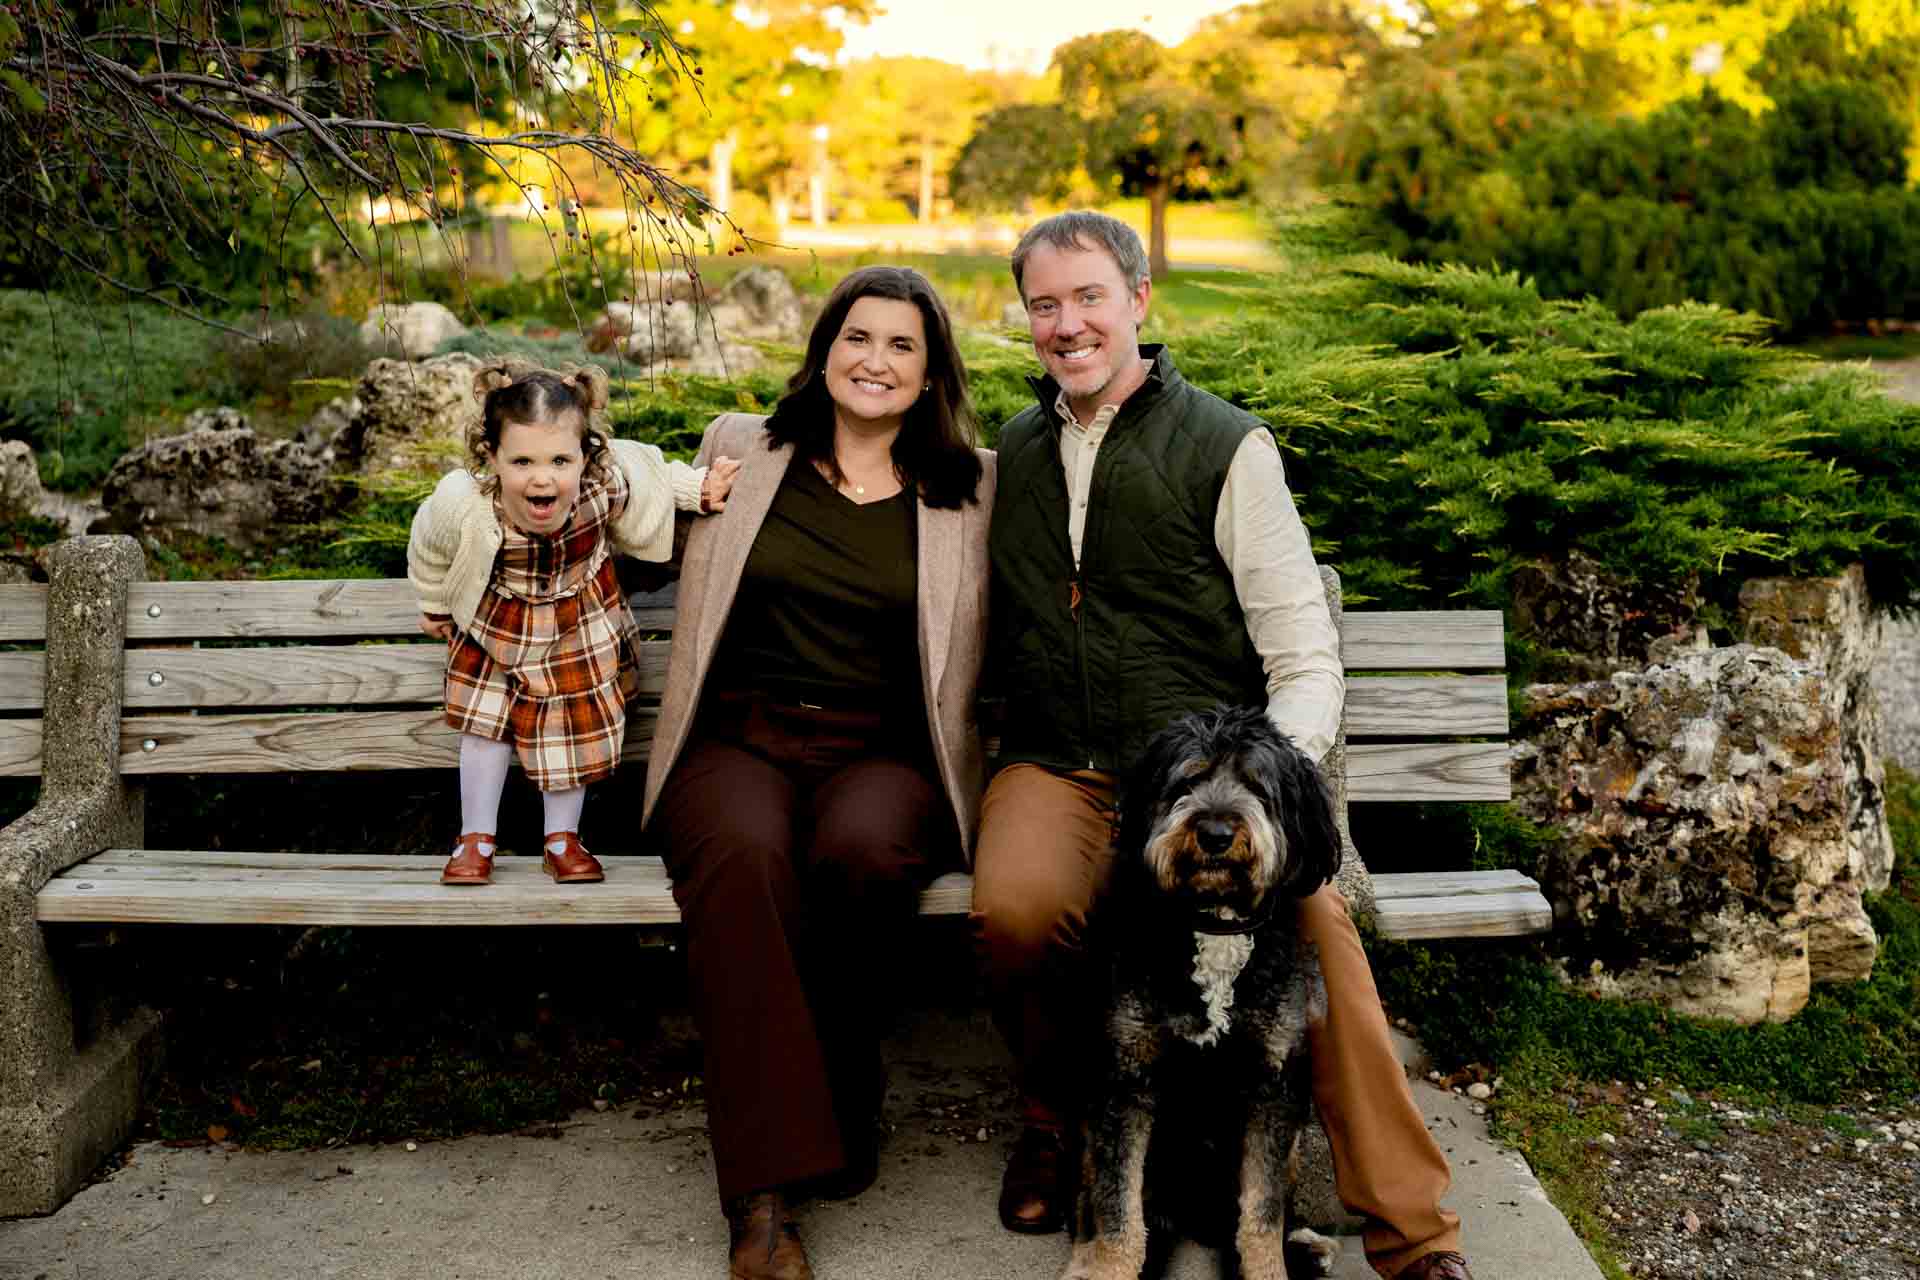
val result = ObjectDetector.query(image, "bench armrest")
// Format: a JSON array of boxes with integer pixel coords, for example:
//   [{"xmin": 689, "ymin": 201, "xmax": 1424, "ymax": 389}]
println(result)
[{"xmin": 0, "ymin": 784, "xmax": 143, "ymax": 899}]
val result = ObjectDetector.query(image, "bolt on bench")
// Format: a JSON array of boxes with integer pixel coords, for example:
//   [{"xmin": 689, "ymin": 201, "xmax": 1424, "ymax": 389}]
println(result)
[{"xmin": 0, "ymin": 536, "xmax": 1548, "ymax": 1214}]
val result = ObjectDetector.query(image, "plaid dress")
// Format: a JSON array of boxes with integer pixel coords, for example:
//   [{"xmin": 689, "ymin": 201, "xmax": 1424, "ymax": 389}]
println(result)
[{"xmin": 443, "ymin": 463, "xmax": 642, "ymax": 791}]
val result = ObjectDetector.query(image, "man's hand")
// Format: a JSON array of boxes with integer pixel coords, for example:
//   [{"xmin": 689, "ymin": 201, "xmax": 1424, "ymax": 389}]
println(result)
[
  {"xmin": 702, "ymin": 456, "xmax": 742, "ymax": 513},
  {"xmin": 419, "ymin": 614, "xmax": 454, "ymax": 642}
]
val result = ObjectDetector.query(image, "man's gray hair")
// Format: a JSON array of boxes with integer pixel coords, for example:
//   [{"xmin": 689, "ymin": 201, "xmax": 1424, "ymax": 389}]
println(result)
[{"xmin": 1011, "ymin": 211, "xmax": 1150, "ymax": 299}]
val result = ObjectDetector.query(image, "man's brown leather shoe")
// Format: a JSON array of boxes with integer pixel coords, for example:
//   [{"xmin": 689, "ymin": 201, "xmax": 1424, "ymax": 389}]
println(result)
[
  {"xmin": 1396, "ymin": 1251, "xmax": 1475, "ymax": 1280},
  {"xmin": 725, "ymin": 1191, "xmax": 812, "ymax": 1280},
  {"xmin": 440, "ymin": 833, "xmax": 495, "ymax": 885},
  {"xmin": 997, "ymin": 1124, "xmax": 1068, "ymax": 1235},
  {"xmin": 541, "ymin": 831, "xmax": 604, "ymax": 883}
]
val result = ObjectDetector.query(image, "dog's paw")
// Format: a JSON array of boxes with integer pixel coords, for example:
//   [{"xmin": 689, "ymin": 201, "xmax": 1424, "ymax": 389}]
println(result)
[
  {"xmin": 1057, "ymin": 1241, "xmax": 1096, "ymax": 1280},
  {"xmin": 1283, "ymin": 1226, "xmax": 1340, "ymax": 1277}
]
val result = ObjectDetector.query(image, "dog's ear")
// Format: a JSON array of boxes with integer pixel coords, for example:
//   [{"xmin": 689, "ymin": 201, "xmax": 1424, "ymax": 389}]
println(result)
[
  {"xmin": 1119, "ymin": 714, "xmax": 1187, "ymax": 862},
  {"xmin": 1276, "ymin": 744, "xmax": 1343, "ymax": 895}
]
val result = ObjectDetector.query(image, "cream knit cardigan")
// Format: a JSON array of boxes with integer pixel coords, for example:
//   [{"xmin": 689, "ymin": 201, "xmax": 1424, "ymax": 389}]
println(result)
[{"xmin": 408, "ymin": 437, "xmax": 706, "ymax": 634}]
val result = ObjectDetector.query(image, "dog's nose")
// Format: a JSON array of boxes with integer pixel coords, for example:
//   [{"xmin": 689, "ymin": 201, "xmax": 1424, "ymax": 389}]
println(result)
[{"xmin": 1195, "ymin": 817, "xmax": 1237, "ymax": 855}]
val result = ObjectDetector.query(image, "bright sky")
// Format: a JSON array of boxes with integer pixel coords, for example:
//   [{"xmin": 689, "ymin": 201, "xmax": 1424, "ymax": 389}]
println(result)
[{"xmin": 830, "ymin": 0, "xmax": 1249, "ymax": 73}]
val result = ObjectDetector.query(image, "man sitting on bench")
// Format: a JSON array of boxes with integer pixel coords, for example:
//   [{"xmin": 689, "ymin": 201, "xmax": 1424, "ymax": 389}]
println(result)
[{"xmin": 970, "ymin": 211, "xmax": 1475, "ymax": 1280}]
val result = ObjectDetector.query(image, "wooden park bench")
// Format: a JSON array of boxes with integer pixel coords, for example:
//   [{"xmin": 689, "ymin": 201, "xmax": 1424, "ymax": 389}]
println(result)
[{"xmin": 0, "ymin": 535, "xmax": 1549, "ymax": 1216}]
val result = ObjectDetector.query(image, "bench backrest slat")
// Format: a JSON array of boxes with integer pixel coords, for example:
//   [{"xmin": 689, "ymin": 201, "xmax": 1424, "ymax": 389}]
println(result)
[
  {"xmin": 0, "ymin": 719, "xmax": 38, "ymax": 775},
  {"xmin": 1340, "ymin": 611, "xmax": 1505, "ymax": 670},
  {"xmin": 0, "ymin": 584, "xmax": 47, "ymax": 642},
  {"xmin": 1343, "ymin": 675, "xmax": 1507, "ymax": 738},
  {"xmin": 3, "ymin": 577, "xmax": 1510, "ymax": 799},
  {"xmin": 126, "ymin": 580, "xmax": 422, "ymax": 640},
  {"xmin": 119, "ymin": 642, "xmax": 674, "ymax": 709},
  {"xmin": 1346, "ymin": 741, "xmax": 1510, "ymax": 802},
  {"xmin": 0, "ymin": 652, "xmax": 45, "ymax": 712}
]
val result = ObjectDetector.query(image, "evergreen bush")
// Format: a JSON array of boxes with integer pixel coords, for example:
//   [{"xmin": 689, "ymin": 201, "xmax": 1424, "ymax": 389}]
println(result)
[
  {"xmin": 958, "ymin": 242, "xmax": 1920, "ymax": 615},
  {"xmin": 1319, "ymin": 21, "xmax": 1920, "ymax": 334}
]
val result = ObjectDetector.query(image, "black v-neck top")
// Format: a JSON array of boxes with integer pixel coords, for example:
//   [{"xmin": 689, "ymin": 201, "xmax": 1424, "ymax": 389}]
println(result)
[{"xmin": 707, "ymin": 459, "xmax": 921, "ymax": 706}]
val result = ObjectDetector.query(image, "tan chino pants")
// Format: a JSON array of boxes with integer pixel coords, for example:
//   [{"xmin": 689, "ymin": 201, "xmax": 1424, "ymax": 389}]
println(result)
[{"xmin": 969, "ymin": 762, "xmax": 1463, "ymax": 1278}]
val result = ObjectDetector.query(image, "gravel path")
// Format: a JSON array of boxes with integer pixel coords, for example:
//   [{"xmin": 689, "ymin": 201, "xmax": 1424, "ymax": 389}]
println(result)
[
  {"xmin": 1867, "ymin": 356, "xmax": 1920, "ymax": 405},
  {"xmin": 1568, "ymin": 1082, "xmax": 1920, "ymax": 1278}
]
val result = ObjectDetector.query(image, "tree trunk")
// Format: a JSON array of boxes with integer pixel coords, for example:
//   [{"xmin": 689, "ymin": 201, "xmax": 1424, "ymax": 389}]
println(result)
[
  {"xmin": 1147, "ymin": 181, "xmax": 1170, "ymax": 281},
  {"xmin": 919, "ymin": 135, "xmax": 935, "ymax": 224},
  {"xmin": 708, "ymin": 130, "xmax": 736, "ymax": 217}
]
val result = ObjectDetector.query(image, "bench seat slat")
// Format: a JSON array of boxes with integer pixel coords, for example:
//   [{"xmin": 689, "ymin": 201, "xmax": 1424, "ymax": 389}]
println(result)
[
  {"xmin": 0, "ymin": 583, "xmax": 47, "ymax": 642},
  {"xmin": 43, "ymin": 852, "xmax": 1548, "ymax": 940},
  {"xmin": 1371, "ymin": 890, "xmax": 1554, "ymax": 940},
  {"xmin": 37, "ymin": 853, "xmax": 974, "ymax": 925},
  {"xmin": 1369, "ymin": 869, "xmax": 1540, "ymax": 899}
]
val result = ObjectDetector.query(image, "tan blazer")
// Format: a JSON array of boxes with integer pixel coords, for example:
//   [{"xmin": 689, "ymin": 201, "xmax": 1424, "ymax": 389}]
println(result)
[{"xmin": 640, "ymin": 412, "xmax": 996, "ymax": 861}]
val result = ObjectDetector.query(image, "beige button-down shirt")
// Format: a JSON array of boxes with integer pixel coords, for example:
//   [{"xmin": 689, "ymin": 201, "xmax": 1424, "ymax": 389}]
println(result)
[{"xmin": 1055, "ymin": 382, "xmax": 1344, "ymax": 762}]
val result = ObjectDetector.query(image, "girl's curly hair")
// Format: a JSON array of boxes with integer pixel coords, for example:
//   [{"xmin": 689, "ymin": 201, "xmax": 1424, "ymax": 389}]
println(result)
[{"xmin": 465, "ymin": 359, "xmax": 613, "ymax": 492}]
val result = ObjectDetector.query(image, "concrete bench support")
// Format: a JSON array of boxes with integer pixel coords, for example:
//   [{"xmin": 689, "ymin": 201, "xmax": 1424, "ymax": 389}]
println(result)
[{"xmin": 0, "ymin": 538, "xmax": 159, "ymax": 1217}]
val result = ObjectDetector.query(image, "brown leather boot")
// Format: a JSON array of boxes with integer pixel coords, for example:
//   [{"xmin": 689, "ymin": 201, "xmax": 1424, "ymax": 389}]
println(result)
[
  {"xmin": 725, "ymin": 1190, "xmax": 812, "ymax": 1280},
  {"xmin": 997, "ymin": 1122, "xmax": 1068, "ymax": 1234}
]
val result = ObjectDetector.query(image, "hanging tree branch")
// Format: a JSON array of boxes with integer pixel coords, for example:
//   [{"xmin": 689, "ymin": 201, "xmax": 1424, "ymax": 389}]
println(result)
[{"xmin": 0, "ymin": 0, "xmax": 744, "ymax": 325}]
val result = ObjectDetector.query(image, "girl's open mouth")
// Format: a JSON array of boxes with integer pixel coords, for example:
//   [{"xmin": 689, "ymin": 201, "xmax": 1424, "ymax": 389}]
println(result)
[{"xmin": 526, "ymin": 495, "xmax": 558, "ymax": 517}]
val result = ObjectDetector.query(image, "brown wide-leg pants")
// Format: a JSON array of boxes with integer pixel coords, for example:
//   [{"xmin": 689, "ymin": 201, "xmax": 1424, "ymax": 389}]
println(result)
[
  {"xmin": 969, "ymin": 762, "xmax": 1463, "ymax": 1279},
  {"xmin": 652, "ymin": 693, "xmax": 953, "ymax": 1205}
]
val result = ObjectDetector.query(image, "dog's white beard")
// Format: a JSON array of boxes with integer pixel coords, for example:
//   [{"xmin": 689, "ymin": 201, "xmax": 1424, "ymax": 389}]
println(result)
[{"xmin": 1187, "ymin": 932, "xmax": 1255, "ymax": 1047}]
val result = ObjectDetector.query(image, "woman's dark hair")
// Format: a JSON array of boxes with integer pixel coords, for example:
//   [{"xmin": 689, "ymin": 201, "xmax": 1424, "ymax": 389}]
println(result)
[
  {"xmin": 466, "ymin": 361, "xmax": 612, "ymax": 493},
  {"xmin": 765, "ymin": 265, "xmax": 983, "ymax": 508}
]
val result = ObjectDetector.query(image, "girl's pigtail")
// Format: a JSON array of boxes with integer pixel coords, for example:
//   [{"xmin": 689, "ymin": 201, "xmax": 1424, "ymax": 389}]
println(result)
[{"xmin": 566, "ymin": 364, "xmax": 611, "ymax": 414}]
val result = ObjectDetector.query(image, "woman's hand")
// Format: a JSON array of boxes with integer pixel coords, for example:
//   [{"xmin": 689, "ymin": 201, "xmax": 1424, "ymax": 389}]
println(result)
[
  {"xmin": 702, "ymin": 456, "xmax": 742, "ymax": 513},
  {"xmin": 419, "ymin": 614, "xmax": 455, "ymax": 642}
]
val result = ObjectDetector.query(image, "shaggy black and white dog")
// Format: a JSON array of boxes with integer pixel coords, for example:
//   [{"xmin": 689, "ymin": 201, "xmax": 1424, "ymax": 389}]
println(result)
[{"xmin": 1063, "ymin": 705, "xmax": 1344, "ymax": 1280}]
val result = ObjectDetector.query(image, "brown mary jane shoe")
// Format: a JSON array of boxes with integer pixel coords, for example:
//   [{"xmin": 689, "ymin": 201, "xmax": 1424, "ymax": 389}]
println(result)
[
  {"xmin": 726, "ymin": 1190, "xmax": 813, "ymax": 1280},
  {"xmin": 440, "ymin": 832, "xmax": 496, "ymax": 885},
  {"xmin": 541, "ymin": 831, "xmax": 604, "ymax": 883}
]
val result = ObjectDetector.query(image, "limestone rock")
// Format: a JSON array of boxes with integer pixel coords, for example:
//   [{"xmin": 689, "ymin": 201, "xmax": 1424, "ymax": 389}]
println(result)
[
  {"xmin": 359, "ymin": 301, "xmax": 467, "ymax": 360},
  {"xmin": 94, "ymin": 428, "xmax": 342, "ymax": 550},
  {"xmin": 1510, "ymin": 551, "xmax": 1704, "ymax": 682},
  {"xmin": 710, "ymin": 265, "xmax": 805, "ymax": 341},
  {"xmin": 1740, "ymin": 567, "xmax": 1894, "ymax": 895},
  {"xmin": 339, "ymin": 354, "xmax": 482, "ymax": 472},
  {"xmin": 591, "ymin": 299, "xmax": 701, "ymax": 364},
  {"xmin": 182, "ymin": 406, "xmax": 251, "ymax": 433},
  {"xmin": 296, "ymin": 396, "xmax": 363, "ymax": 453},
  {"xmin": 0, "ymin": 440, "xmax": 103, "ymax": 537},
  {"xmin": 585, "ymin": 266, "xmax": 801, "ymax": 376},
  {"xmin": 1872, "ymin": 611, "xmax": 1920, "ymax": 776},
  {"xmin": 1, "ymin": 439, "xmax": 44, "ymax": 521},
  {"xmin": 1001, "ymin": 300, "xmax": 1029, "ymax": 330},
  {"xmin": 1513, "ymin": 645, "xmax": 1875, "ymax": 1025}
]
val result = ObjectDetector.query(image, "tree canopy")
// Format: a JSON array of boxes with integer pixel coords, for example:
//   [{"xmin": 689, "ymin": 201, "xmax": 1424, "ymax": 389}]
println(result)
[{"xmin": 0, "ymin": 1, "xmax": 728, "ymax": 328}]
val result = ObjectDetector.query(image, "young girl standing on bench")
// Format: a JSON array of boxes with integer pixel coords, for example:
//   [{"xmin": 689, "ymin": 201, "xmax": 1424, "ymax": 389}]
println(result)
[{"xmin": 408, "ymin": 361, "xmax": 739, "ymax": 886}]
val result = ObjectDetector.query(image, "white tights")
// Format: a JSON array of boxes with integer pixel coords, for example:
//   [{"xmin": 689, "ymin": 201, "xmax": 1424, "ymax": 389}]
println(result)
[{"xmin": 456, "ymin": 734, "xmax": 587, "ymax": 857}]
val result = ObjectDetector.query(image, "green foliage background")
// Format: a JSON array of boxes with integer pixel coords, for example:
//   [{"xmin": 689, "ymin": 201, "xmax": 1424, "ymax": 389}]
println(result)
[{"xmin": 1316, "ymin": 4, "xmax": 1920, "ymax": 336}]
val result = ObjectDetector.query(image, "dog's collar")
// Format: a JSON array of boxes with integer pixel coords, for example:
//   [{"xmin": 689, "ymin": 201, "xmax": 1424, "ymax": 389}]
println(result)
[{"xmin": 1188, "ymin": 891, "xmax": 1280, "ymax": 936}]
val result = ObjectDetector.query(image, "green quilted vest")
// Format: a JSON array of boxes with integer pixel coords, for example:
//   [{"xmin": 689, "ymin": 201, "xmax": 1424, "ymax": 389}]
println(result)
[{"xmin": 989, "ymin": 345, "xmax": 1269, "ymax": 773}]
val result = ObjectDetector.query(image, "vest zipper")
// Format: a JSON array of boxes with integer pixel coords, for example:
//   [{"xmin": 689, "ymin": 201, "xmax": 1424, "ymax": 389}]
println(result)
[{"xmin": 1072, "ymin": 575, "xmax": 1094, "ymax": 769}]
